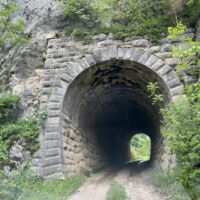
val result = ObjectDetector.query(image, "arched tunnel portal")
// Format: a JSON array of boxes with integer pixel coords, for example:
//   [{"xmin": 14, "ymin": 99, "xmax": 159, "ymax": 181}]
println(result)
[{"xmin": 61, "ymin": 59, "xmax": 171, "ymax": 173}]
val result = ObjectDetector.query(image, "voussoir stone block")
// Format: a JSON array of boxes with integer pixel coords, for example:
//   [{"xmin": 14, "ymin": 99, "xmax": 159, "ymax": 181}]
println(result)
[
  {"xmin": 138, "ymin": 52, "xmax": 151, "ymax": 65},
  {"xmin": 157, "ymin": 65, "xmax": 172, "ymax": 76},
  {"xmin": 151, "ymin": 59, "xmax": 165, "ymax": 71},
  {"xmin": 144, "ymin": 55, "xmax": 158, "ymax": 67},
  {"xmin": 131, "ymin": 48, "xmax": 143, "ymax": 62}
]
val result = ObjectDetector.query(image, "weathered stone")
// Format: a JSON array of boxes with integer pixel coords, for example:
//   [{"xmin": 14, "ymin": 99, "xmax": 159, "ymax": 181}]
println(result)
[
  {"xmin": 149, "ymin": 46, "xmax": 161, "ymax": 53},
  {"xmin": 43, "ymin": 157, "xmax": 62, "ymax": 167},
  {"xmin": 165, "ymin": 58, "xmax": 180, "ymax": 66},
  {"xmin": 93, "ymin": 34, "xmax": 107, "ymax": 41},
  {"xmin": 155, "ymin": 52, "xmax": 172, "ymax": 59},
  {"xmin": 132, "ymin": 39, "xmax": 149, "ymax": 47},
  {"xmin": 44, "ymin": 140, "xmax": 61, "ymax": 149},
  {"xmin": 45, "ymin": 133, "xmax": 61, "ymax": 140},
  {"xmin": 97, "ymin": 39, "xmax": 113, "ymax": 47}
]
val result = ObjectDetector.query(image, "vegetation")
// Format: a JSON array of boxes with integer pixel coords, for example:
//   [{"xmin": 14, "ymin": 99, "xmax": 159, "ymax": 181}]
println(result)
[
  {"xmin": 0, "ymin": 169, "xmax": 84, "ymax": 200},
  {"xmin": 0, "ymin": 92, "xmax": 39, "ymax": 168},
  {"xmin": 150, "ymin": 169, "xmax": 191, "ymax": 200},
  {"xmin": 161, "ymin": 84, "xmax": 200, "ymax": 199},
  {"xmin": 0, "ymin": 0, "xmax": 27, "ymax": 52},
  {"xmin": 146, "ymin": 21, "xmax": 200, "ymax": 199},
  {"xmin": 130, "ymin": 133, "xmax": 151, "ymax": 161},
  {"xmin": 106, "ymin": 181, "xmax": 127, "ymax": 200},
  {"xmin": 58, "ymin": 0, "xmax": 200, "ymax": 42},
  {"xmin": 160, "ymin": 22, "xmax": 200, "ymax": 200},
  {"xmin": 168, "ymin": 21, "xmax": 200, "ymax": 73}
]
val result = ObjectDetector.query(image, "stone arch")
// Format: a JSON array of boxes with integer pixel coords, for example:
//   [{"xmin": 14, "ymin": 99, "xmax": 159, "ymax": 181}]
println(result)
[{"xmin": 34, "ymin": 46, "xmax": 183, "ymax": 177}]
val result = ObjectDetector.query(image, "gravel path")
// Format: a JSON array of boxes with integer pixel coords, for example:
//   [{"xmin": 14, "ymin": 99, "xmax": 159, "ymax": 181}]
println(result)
[{"xmin": 67, "ymin": 167, "xmax": 170, "ymax": 200}]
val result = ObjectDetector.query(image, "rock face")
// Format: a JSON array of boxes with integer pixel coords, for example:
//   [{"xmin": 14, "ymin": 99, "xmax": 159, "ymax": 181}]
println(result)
[{"xmin": 0, "ymin": 1, "xmax": 199, "ymax": 178}]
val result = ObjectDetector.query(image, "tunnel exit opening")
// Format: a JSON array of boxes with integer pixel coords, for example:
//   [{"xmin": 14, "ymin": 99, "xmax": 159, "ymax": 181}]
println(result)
[{"xmin": 130, "ymin": 133, "xmax": 151, "ymax": 162}]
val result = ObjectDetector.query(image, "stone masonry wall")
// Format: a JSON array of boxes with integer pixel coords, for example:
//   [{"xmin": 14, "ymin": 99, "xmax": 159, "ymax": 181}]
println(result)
[{"xmin": 30, "ymin": 32, "xmax": 187, "ymax": 177}]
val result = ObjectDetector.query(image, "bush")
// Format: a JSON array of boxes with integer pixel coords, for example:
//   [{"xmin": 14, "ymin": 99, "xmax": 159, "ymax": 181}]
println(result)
[
  {"xmin": 0, "ymin": 93, "xmax": 39, "ymax": 168},
  {"xmin": 161, "ymin": 83, "xmax": 200, "ymax": 199},
  {"xmin": 0, "ymin": 93, "xmax": 20, "ymax": 123}
]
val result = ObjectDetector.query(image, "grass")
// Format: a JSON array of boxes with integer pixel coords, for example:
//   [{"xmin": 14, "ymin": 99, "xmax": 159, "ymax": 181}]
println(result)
[
  {"xmin": 0, "ymin": 170, "xmax": 84, "ymax": 200},
  {"xmin": 106, "ymin": 181, "xmax": 127, "ymax": 200},
  {"xmin": 150, "ymin": 169, "xmax": 191, "ymax": 200}
]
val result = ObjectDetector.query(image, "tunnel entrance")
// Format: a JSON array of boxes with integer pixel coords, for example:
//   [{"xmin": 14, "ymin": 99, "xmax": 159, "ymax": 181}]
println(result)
[
  {"xmin": 61, "ymin": 59, "xmax": 171, "ymax": 174},
  {"xmin": 130, "ymin": 133, "xmax": 151, "ymax": 162}
]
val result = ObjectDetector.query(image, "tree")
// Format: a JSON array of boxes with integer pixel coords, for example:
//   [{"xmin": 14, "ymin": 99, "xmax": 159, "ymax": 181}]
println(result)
[{"xmin": 0, "ymin": 0, "xmax": 27, "ymax": 52}]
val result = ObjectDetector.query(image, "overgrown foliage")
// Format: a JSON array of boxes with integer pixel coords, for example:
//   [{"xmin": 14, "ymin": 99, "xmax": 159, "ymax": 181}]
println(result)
[
  {"xmin": 147, "ymin": 82, "xmax": 164, "ymax": 104},
  {"xmin": 0, "ymin": 93, "xmax": 39, "ymax": 167},
  {"xmin": 0, "ymin": 0, "xmax": 27, "ymax": 52},
  {"xmin": 146, "ymin": 22, "xmax": 200, "ymax": 199},
  {"xmin": 168, "ymin": 21, "xmax": 200, "ymax": 73},
  {"xmin": 106, "ymin": 181, "xmax": 127, "ymax": 200},
  {"xmin": 161, "ymin": 83, "xmax": 200, "ymax": 199},
  {"xmin": 0, "ymin": 169, "xmax": 84, "ymax": 200},
  {"xmin": 58, "ymin": 0, "xmax": 200, "ymax": 42}
]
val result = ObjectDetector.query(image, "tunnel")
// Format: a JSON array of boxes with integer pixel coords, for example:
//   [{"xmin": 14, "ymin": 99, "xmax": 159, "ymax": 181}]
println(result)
[{"xmin": 61, "ymin": 59, "xmax": 170, "ymax": 173}]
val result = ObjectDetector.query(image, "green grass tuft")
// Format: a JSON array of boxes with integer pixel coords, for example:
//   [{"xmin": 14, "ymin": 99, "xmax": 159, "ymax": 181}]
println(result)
[
  {"xmin": 106, "ymin": 181, "xmax": 127, "ymax": 200},
  {"xmin": 0, "ymin": 171, "xmax": 84, "ymax": 200}
]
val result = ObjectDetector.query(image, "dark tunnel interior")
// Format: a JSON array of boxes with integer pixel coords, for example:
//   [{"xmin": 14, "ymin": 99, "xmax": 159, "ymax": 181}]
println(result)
[{"xmin": 62, "ymin": 60, "xmax": 170, "ymax": 170}]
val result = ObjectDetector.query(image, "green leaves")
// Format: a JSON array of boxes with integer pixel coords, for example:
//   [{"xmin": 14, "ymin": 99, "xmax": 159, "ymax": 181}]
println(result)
[
  {"xmin": 161, "ymin": 83, "xmax": 200, "ymax": 199},
  {"xmin": 168, "ymin": 22, "xmax": 186, "ymax": 39},
  {"xmin": 58, "ymin": 0, "xmax": 175, "ymax": 41},
  {"xmin": 0, "ymin": 93, "xmax": 39, "ymax": 168},
  {"xmin": 168, "ymin": 22, "xmax": 200, "ymax": 73},
  {"xmin": 0, "ymin": 0, "xmax": 27, "ymax": 52},
  {"xmin": 0, "ymin": 93, "xmax": 20, "ymax": 124},
  {"xmin": 147, "ymin": 82, "xmax": 164, "ymax": 104},
  {"xmin": 106, "ymin": 181, "xmax": 127, "ymax": 200}
]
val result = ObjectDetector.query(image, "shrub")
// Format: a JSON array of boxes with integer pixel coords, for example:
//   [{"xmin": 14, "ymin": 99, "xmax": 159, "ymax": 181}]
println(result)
[
  {"xmin": 0, "ymin": 93, "xmax": 39, "ymax": 168},
  {"xmin": 161, "ymin": 83, "xmax": 200, "ymax": 199},
  {"xmin": 0, "ymin": 93, "xmax": 20, "ymax": 123}
]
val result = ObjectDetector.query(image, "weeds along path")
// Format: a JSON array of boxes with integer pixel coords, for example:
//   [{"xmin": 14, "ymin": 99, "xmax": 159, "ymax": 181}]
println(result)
[{"xmin": 67, "ymin": 167, "xmax": 169, "ymax": 200}]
